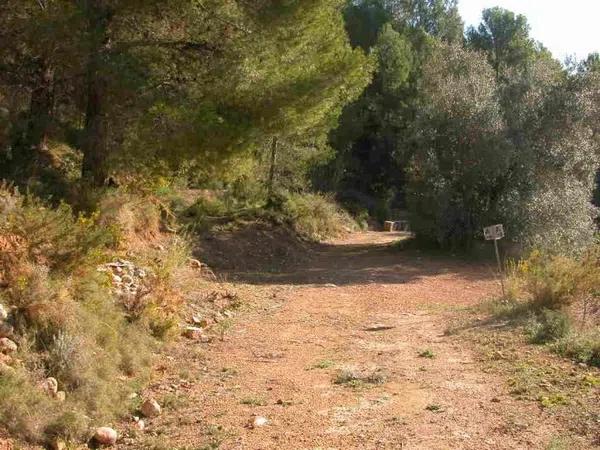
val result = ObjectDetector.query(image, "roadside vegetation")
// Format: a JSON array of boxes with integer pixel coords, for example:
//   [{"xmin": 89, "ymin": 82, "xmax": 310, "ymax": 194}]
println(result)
[{"xmin": 490, "ymin": 249, "xmax": 600, "ymax": 368}]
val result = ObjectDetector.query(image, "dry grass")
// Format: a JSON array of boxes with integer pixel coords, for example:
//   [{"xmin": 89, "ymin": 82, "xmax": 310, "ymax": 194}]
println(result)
[
  {"xmin": 282, "ymin": 193, "xmax": 358, "ymax": 241},
  {"xmin": 0, "ymin": 187, "xmax": 191, "ymax": 445}
]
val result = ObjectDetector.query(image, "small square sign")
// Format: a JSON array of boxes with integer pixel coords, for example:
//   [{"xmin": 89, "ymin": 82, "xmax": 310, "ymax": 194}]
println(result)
[{"xmin": 484, "ymin": 224, "xmax": 504, "ymax": 241}]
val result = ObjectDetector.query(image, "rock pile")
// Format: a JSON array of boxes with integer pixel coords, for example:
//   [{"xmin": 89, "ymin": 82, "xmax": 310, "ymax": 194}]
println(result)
[
  {"xmin": 97, "ymin": 259, "xmax": 149, "ymax": 298},
  {"xmin": 41, "ymin": 377, "xmax": 66, "ymax": 401}
]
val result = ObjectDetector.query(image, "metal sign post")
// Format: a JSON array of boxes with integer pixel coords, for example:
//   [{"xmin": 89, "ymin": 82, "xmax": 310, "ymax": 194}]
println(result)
[{"xmin": 484, "ymin": 224, "xmax": 505, "ymax": 297}]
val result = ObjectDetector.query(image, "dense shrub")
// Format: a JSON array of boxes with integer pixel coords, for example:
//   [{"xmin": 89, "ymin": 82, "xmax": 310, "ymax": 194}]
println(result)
[
  {"xmin": 406, "ymin": 42, "xmax": 511, "ymax": 249},
  {"xmin": 526, "ymin": 309, "xmax": 571, "ymax": 344}
]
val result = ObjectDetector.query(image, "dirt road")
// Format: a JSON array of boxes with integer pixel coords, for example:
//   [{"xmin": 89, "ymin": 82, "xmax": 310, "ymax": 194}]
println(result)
[{"xmin": 128, "ymin": 232, "xmax": 579, "ymax": 449}]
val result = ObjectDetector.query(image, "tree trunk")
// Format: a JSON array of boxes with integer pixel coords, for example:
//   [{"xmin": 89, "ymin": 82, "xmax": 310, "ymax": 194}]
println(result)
[
  {"xmin": 81, "ymin": 1, "xmax": 112, "ymax": 185},
  {"xmin": 81, "ymin": 59, "xmax": 109, "ymax": 185},
  {"xmin": 27, "ymin": 61, "xmax": 54, "ymax": 159},
  {"xmin": 267, "ymin": 136, "xmax": 278, "ymax": 198},
  {"xmin": 10, "ymin": 58, "xmax": 55, "ymax": 179}
]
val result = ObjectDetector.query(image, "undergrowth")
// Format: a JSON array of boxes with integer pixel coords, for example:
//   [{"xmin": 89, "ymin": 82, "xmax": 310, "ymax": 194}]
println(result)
[
  {"xmin": 488, "ymin": 248, "xmax": 600, "ymax": 367},
  {"xmin": 181, "ymin": 190, "xmax": 360, "ymax": 241},
  {"xmin": 0, "ymin": 186, "xmax": 187, "ymax": 445}
]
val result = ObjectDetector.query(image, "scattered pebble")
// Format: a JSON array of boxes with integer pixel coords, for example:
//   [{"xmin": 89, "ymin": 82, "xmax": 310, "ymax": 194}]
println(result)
[
  {"xmin": 135, "ymin": 418, "xmax": 145, "ymax": 431},
  {"xmin": 364, "ymin": 324, "xmax": 395, "ymax": 332},
  {"xmin": 188, "ymin": 258, "xmax": 203, "ymax": 269},
  {"xmin": 183, "ymin": 326, "xmax": 206, "ymax": 340},
  {"xmin": 140, "ymin": 398, "xmax": 161, "ymax": 418},
  {"xmin": 252, "ymin": 416, "xmax": 269, "ymax": 428},
  {"xmin": 94, "ymin": 427, "xmax": 118, "ymax": 446},
  {"xmin": 51, "ymin": 438, "xmax": 66, "ymax": 450},
  {"xmin": 214, "ymin": 312, "xmax": 225, "ymax": 323}
]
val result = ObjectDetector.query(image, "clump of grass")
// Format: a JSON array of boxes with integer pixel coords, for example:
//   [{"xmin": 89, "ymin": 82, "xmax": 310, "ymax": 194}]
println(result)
[
  {"xmin": 425, "ymin": 404, "xmax": 443, "ymax": 412},
  {"xmin": 546, "ymin": 436, "xmax": 571, "ymax": 450},
  {"xmin": 418, "ymin": 349, "xmax": 435, "ymax": 358},
  {"xmin": 240, "ymin": 396, "xmax": 267, "ymax": 406},
  {"xmin": 333, "ymin": 368, "xmax": 387, "ymax": 387},
  {"xmin": 551, "ymin": 332, "xmax": 600, "ymax": 368},
  {"xmin": 310, "ymin": 359, "xmax": 335, "ymax": 370},
  {"xmin": 538, "ymin": 393, "xmax": 569, "ymax": 408},
  {"xmin": 488, "ymin": 248, "xmax": 600, "ymax": 368}
]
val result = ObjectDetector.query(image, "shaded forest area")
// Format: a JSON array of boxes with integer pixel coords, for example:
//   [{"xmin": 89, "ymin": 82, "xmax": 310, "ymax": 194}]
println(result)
[{"xmin": 1, "ymin": 0, "xmax": 599, "ymax": 250}]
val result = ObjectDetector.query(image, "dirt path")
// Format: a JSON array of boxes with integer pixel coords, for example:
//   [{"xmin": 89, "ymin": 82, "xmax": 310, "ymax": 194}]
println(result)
[{"xmin": 127, "ymin": 232, "xmax": 574, "ymax": 450}]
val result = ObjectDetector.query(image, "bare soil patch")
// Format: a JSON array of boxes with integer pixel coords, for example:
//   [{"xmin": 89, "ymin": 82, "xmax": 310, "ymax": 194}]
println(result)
[{"xmin": 122, "ymin": 232, "xmax": 598, "ymax": 449}]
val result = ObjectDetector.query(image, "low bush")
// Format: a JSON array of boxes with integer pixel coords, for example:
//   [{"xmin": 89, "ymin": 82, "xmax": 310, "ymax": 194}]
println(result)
[
  {"xmin": 508, "ymin": 248, "xmax": 600, "ymax": 312},
  {"xmin": 281, "ymin": 193, "xmax": 358, "ymax": 241},
  {"xmin": 497, "ymin": 247, "xmax": 600, "ymax": 367},
  {"xmin": 552, "ymin": 332, "xmax": 600, "ymax": 368},
  {"xmin": 526, "ymin": 309, "xmax": 571, "ymax": 344}
]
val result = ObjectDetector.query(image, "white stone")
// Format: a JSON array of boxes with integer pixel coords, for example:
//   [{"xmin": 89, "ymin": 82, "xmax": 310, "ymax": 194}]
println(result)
[
  {"xmin": 55, "ymin": 391, "xmax": 66, "ymax": 402},
  {"xmin": 0, "ymin": 304, "xmax": 8, "ymax": 321},
  {"xmin": 94, "ymin": 427, "xmax": 118, "ymax": 446},
  {"xmin": 252, "ymin": 416, "xmax": 269, "ymax": 428},
  {"xmin": 51, "ymin": 438, "xmax": 67, "ymax": 450},
  {"xmin": 43, "ymin": 377, "xmax": 59, "ymax": 395},
  {"xmin": 140, "ymin": 398, "xmax": 161, "ymax": 418},
  {"xmin": 213, "ymin": 313, "xmax": 225, "ymax": 323},
  {"xmin": 0, "ymin": 337, "xmax": 17, "ymax": 354},
  {"xmin": 188, "ymin": 258, "xmax": 203, "ymax": 269}
]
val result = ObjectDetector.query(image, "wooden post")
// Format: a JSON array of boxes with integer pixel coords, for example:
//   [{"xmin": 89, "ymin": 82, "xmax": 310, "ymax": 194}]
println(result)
[
  {"xmin": 493, "ymin": 238, "xmax": 505, "ymax": 297},
  {"xmin": 267, "ymin": 137, "xmax": 277, "ymax": 198}
]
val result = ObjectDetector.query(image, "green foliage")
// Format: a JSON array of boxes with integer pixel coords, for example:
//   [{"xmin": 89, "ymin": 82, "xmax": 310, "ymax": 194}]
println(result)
[
  {"xmin": 510, "ymin": 249, "xmax": 600, "ymax": 310},
  {"xmin": 499, "ymin": 249, "xmax": 600, "ymax": 367},
  {"xmin": 418, "ymin": 349, "xmax": 435, "ymax": 358},
  {"xmin": 377, "ymin": 24, "xmax": 414, "ymax": 96},
  {"xmin": 0, "ymin": 191, "xmax": 119, "ymax": 272},
  {"xmin": 527, "ymin": 310, "xmax": 571, "ymax": 344},
  {"xmin": 406, "ymin": 42, "xmax": 509, "ymax": 248},
  {"xmin": 467, "ymin": 7, "xmax": 537, "ymax": 80},
  {"xmin": 512, "ymin": 251, "xmax": 580, "ymax": 310},
  {"xmin": 552, "ymin": 333, "xmax": 600, "ymax": 368}
]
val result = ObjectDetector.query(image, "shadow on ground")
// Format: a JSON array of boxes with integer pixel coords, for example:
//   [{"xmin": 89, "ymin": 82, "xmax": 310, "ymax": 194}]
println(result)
[{"xmin": 196, "ymin": 228, "xmax": 497, "ymax": 287}]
